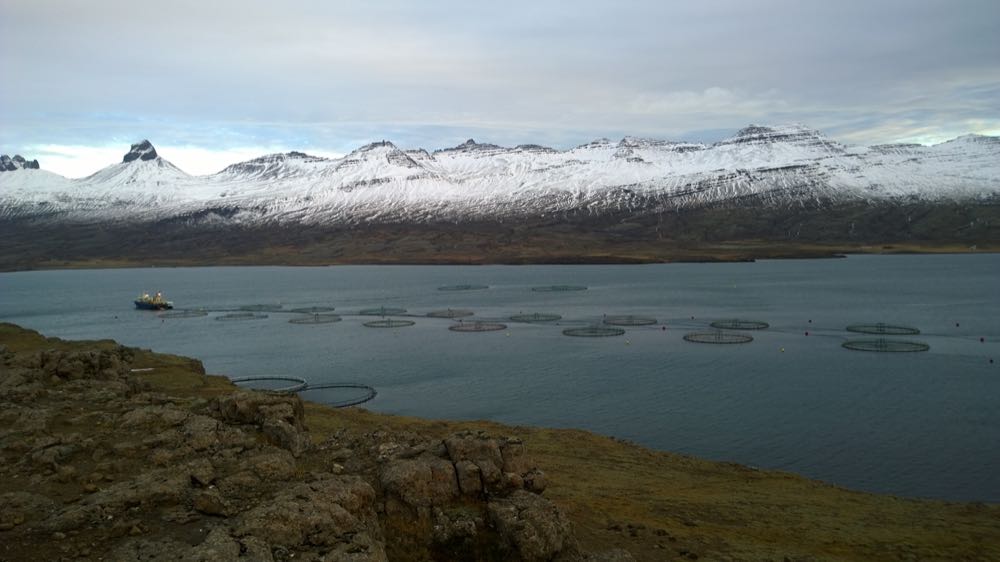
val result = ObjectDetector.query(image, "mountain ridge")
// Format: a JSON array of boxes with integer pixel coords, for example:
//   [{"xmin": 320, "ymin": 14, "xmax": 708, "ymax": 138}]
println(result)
[{"xmin": 1, "ymin": 124, "xmax": 997, "ymax": 269}]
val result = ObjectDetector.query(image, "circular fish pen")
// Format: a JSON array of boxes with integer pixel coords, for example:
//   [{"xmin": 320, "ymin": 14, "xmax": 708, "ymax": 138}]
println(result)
[
  {"xmin": 157, "ymin": 310, "xmax": 208, "ymax": 319},
  {"xmin": 290, "ymin": 306, "xmax": 336, "ymax": 314},
  {"xmin": 711, "ymin": 319, "xmax": 769, "ymax": 330},
  {"xmin": 427, "ymin": 309, "xmax": 474, "ymax": 319},
  {"xmin": 563, "ymin": 326, "xmax": 626, "ymax": 338},
  {"xmin": 230, "ymin": 375, "xmax": 308, "ymax": 393},
  {"xmin": 510, "ymin": 312, "xmax": 562, "ymax": 323},
  {"xmin": 298, "ymin": 383, "xmax": 377, "ymax": 408},
  {"xmin": 531, "ymin": 285, "xmax": 587, "ymax": 292},
  {"xmin": 240, "ymin": 304, "xmax": 284, "ymax": 312},
  {"xmin": 449, "ymin": 321, "xmax": 507, "ymax": 332},
  {"xmin": 289, "ymin": 314, "xmax": 342, "ymax": 324},
  {"xmin": 363, "ymin": 319, "xmax": 415, "ymax": 328},
  {"xmin": 216, "ymin": 312, "xmax": 269, "ymax": 321},
  {"xmin": 358, "ymin": 307, "xmax": 408, "ymax": 316},
  {"xmin": 683, "ymin": 331, "xmax": 754, "ymax": 344},
  {"xmin": 437, "ymin": 284, "xmax": 489, "ymax": 291},
  {"xmin": 846, "ymin": 323, "xmax": 920, "ymax": 335},
  {"xmin": 842, "ymin": 338, "xmax": 930, "ymax": 352},
  {"xmin": 603, "ymin": 315, "xmax": 657, "ymax": 326}
]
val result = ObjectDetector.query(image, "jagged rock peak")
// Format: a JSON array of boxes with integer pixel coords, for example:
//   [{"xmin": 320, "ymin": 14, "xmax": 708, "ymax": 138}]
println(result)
[
  {"xmin": 339, "ymin": 140, "xmax": 422, "ymax": 169},
  {"xmin": 354, "ymin": 140, "xmax": 399, "ymax": 152},
  {"xmin": 435, "ymin": 138, "xmax": 505, "ymax": 154},
  {"xmin": 123, "ymin": 140, "xmax": 158, "ymax": 163},
  {"xmin": 0, "ymin": 154, "xmax": 41, "ymax": 172},
  {"xmin": 716, "ymin": 124, "xmax": 842, "ymax": 151}
]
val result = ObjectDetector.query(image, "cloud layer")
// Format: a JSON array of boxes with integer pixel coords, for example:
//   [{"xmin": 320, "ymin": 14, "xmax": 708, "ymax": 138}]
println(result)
[{"xmin": 2, "ymin": 0, "xmax": 998, "ymax": 176}]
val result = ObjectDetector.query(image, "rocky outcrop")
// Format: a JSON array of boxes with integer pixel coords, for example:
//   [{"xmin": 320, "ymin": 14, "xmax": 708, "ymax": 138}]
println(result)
[
  {"xmin": 0, "ymin": 330, "xmax": 629, "ymax": 562},
  {"xmin": 122, "ymin": 139, "xmax": 158, "ymax": 162},
  {"xmin": 0, "ymin": 154, "xmax": 40, "ymax": 171}
]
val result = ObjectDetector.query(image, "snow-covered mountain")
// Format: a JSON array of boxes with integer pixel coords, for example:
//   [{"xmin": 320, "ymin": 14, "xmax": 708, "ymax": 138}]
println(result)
[{"xmin": 2, "ymin": 125, "xmax": 998, "ymax": 226}]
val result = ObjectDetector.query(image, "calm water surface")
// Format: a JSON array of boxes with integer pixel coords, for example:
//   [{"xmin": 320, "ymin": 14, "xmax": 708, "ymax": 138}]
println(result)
[{"xmin": 1, "ymin": 255, "xmax": 998, "ymax": 502}]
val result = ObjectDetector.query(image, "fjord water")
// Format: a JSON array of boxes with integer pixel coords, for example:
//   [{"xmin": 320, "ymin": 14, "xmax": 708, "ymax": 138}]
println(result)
[{"xmin": 1, "ymin": 255, "xmax": 998, "ymax": 502}]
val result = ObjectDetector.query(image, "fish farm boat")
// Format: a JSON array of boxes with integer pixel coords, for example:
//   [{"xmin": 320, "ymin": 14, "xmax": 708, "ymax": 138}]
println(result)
[{"xmin": 135, "ymin": 291, "xmax": 173, "ymax": 310}]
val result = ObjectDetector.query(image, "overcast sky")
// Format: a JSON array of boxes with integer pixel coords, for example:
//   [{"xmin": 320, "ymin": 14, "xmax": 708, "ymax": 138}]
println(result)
[{"xmin": 2, "ymin": 0, "xmax": 998, "ymax": 177}]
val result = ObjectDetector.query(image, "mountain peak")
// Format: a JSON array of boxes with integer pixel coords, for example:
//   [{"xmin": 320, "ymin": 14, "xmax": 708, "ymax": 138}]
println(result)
[
  {"xmin": 716, "ymin": 124, "xmax": 841, "ymax": 151},
  {"xmin": 1, "ymin": 154, "xmax": 41, "ymax": 172},
  {"xmin": 435, "ymin": 138, "xmax": 505, "ymax": 154},
  {"xmin": 123, "ymin": 140, "xmax": 158, "ymax": 163}
]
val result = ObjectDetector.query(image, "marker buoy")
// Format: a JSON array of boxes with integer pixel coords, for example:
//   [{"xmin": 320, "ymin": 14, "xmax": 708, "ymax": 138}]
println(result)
[{"xmin": 804, "ymin": 331, "xmax": 809, "ymax": 336}]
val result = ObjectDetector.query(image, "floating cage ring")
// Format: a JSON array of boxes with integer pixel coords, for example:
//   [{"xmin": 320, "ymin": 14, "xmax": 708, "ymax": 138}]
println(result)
[
  {"xmin": 427, "ymin": 309, "xmax": 475, "ymax": 318},
  {"xmin": 563, "ymin": 326, "xmax": 626, "ymax": 337},
  {"xmin": 603, "ymin": 315, "xmax": 657, "ymax": 326},
  {"xmin": 358, "ymin": 307, "xmax": 408, "ymax": 316},
  {"xmin": 290, "ymin": 306, "xmax": 336, "ymax": 314},
  {"xmin": 449, "ymin": 321, "xmax": 507, "ymax": 332},
  {"xmin": 531, "ymin": 285, "xmax": 588, "ymax": 292},
  {"xmin": 230, "ymin": 375, "xmax": 308, "ymax": 393},
  {"xmin": 298, "ymin": 383, "xmax": 377, "ymax": 408},
  {"xmin": 363, "ymin": 319, "xmax": 416, "ymax": 328},
  {"xmin": 158, "ymin": 309, "xmax": 208, "ymax": 319},
  {"xmin": 710, "ymin": 319, "xmax": 770, "ymax": 330},
  {"xmin": 683, "ymin": 331, "xmax": 754, "ymax": 344},
  {"xmin": 510, "ymin": 312, "xmax": 562, "ymax": 323},
  {"xmin": 437, "ymin": 284, "xmax": 489, "ymax": 291},
  {"xmin": 239, "ymin": 304, "xmax": 284, "ymax": 312},
  {"xmin": 216, "ymin": 312, "xmax": 269, "ymax": 321},
  {"xmin": 846, "ymin": 323, "xmax": 920, "ymax": 335},
  {"xmin": 842, "ymin": 338, "xmax": 930, "ymax": 352},
  {"xmin": 289, "ymin": 314, "xmax": 342, "ymax": 324}
]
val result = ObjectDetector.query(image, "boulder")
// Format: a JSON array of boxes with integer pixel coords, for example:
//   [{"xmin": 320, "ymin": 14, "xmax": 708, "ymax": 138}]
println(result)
[
  {"xmin": 488, "ymin": 490, "xmax": 577, "ymax": 562},
  {"xmin": 235, "ymin": 477, "xmax": 383, "ymax": 556},
  {"xmin": 379, "ymin": 454, "xmax": 459, "ymax": 510}
]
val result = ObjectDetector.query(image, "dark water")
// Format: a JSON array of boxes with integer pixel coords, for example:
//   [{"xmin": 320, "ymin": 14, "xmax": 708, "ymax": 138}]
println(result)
[{"xmin": 1, "ymin": 255, "xmax": 998, "ymax": 502}]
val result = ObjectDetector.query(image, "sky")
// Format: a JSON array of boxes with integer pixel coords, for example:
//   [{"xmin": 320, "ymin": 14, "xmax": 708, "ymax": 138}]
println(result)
[{"xmin": 2, "ymin": 0, "xmax": 998, "ymax": 177}]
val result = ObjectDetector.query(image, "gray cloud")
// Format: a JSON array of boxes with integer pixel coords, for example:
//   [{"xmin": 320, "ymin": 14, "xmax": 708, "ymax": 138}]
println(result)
[{"xmin": 2, "ymin": 0, "xmax": 998, "ymax": 166}]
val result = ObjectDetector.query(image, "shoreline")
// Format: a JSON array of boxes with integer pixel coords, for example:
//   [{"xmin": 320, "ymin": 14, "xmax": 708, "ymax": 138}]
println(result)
[
  {"xmin": 2, "ymin": 243, "xmax": 995, "ymax": 273},
  {"xmin": 2, "ymin": 322, "xmax": 998, "ymax": 561}
]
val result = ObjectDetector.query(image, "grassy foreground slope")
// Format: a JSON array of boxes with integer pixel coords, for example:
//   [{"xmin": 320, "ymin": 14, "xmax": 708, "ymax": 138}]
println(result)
[{"xmin": 1, "ymin": 324, "xmax": 997, "ymax": 561}]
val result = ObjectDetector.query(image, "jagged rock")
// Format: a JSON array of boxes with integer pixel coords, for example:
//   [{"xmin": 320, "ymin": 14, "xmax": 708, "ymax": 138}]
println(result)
[
  {"xmin": 122, "ymin": 140, "xmax": 158, "ymax": 162},
  {"xmin": 488, "ymin": 490, "xmax": 577, "ymax": 562},
  {"xmin": 0, "ymin": 154, "xmax": 40, "ymax": 171},
  {"xmin": 379, "ymin": 454, "xmax": 459, "ymax": 511},
  {"xmin": 37, "ymin": 348, "xmax": 131, "ymax": 381},
  {"xmin": 235, "ymin": 477, "xmax": 384, "ymax": 556},
  {"xmin": 211, "ymin": 390, "xmax": 310, "ymax": 455},
  {"xmin": 454, "ymin": 459, "xmax": 483, "ymax": 495},
  {"xmin": 262, "ymin": 417, "xmax": 311, "ymax": 457},
  {"xmin": 444, "ymin": 432, "xmax": 504, "ymax": 492},
  {"xmin": 212, "ymin": 390, "xmax": 304, "ymax": 427},
  {"xmin": 192, "ymin": 488, "xmax": 229, "ymax": 516}
]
